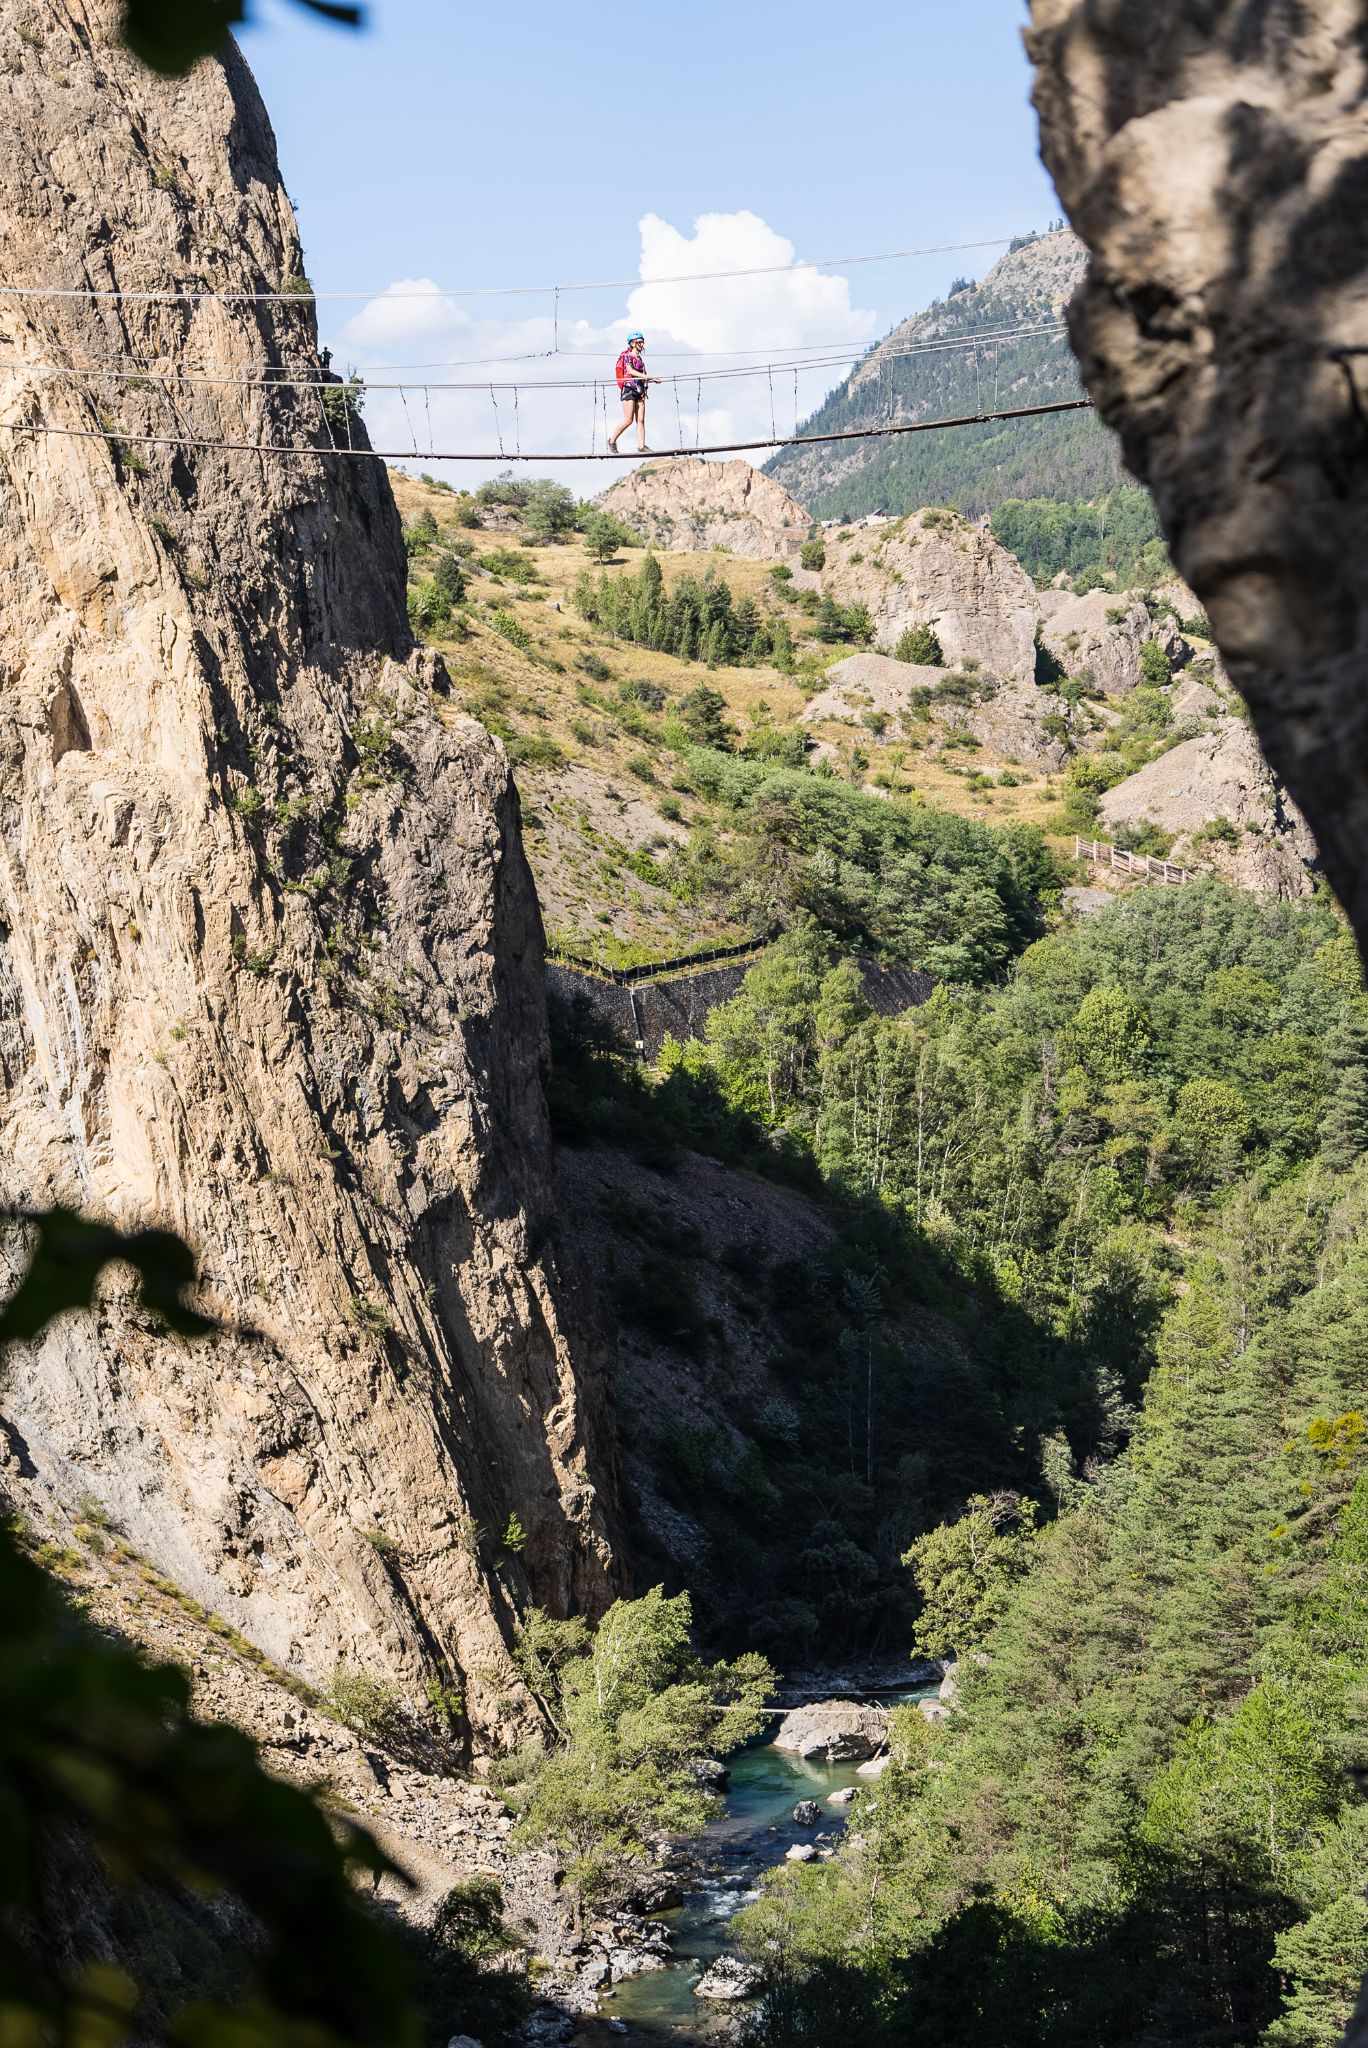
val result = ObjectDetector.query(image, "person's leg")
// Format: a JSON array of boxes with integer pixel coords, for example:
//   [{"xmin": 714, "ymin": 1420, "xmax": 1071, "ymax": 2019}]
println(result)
[
  {"xmin": 636, "ymin": 394, "xmax": 650, "ymax": 450},
  {"xmin": 608, "ymin": 394, "xmax": 634, "ymax": 451}
]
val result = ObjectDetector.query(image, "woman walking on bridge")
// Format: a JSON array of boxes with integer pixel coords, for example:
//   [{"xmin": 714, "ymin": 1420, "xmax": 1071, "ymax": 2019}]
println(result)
[{"xmin": 608, "ymin": 331, "xmax": 659, "ymax": 455}]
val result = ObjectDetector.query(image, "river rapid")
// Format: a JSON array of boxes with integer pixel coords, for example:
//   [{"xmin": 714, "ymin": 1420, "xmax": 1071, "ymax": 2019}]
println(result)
[{"xmin": 572, "ymin": 1681, "xmax": 939, "ymax": 2045}]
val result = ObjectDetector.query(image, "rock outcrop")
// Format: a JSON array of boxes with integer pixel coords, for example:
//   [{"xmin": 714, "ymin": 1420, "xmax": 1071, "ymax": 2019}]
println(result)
[
  {"xmin": 818, "ymin": 512, "xmax": 1041, "ymax": 680},
  {"xmin": 1038, "ymin": 589, "xmax": 1186, "ymax": 696},
  {"xmin": 598, "ymin": 457, "xmax": 811, "ymax": 559},
  {"xmin": 0, "ymin": 0, "xmax": 620, "ymax": 1746},
  {"xmin": 1099, "ymin": 721, "xmax": 1318, "ymax": 898},
  {"xmin": 1025, "ymin": 0, "xmax": 1368, "ymax": 950},
  {"xmin": 772, "ymin": 1700, "xmax": 889, "ymax": 1761},
  {"xmin": 805, "ymin": 652, "xmax": 1069, "ymax": 773}
]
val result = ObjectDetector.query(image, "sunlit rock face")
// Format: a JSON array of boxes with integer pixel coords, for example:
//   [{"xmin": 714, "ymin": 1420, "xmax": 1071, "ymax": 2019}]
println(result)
[
  {"xmin": 1026, "ymin": 0, "xmax": 1368, "ymax": 947},
  {"xmin": 0, "ymin": 0, "xmax": 621, "ymax": 1748}
]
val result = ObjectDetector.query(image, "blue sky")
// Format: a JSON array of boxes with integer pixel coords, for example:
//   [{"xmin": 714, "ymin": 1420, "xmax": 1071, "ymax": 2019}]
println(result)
[{"xmin": 239, "ymin": 0, "xmax": 1062, "ymax": 482}]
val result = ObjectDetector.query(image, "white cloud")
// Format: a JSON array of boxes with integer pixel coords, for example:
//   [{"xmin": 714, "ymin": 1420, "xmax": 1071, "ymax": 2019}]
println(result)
[{"xmin": 326, "ymin": 211, "xmax": 879, "ymax": 492}]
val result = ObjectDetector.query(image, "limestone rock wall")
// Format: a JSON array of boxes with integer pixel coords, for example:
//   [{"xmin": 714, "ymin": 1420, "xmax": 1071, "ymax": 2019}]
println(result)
[
  {"xmin": 1025, "ymin": 0, "xmax": 1368, "ymax": 944},
  {"xmin": 816, "ymin": 511, "xmax": 1042, "ymax": 680},
  {"xmin": 598, "ymin": 457, "xmax": 812, "ymax": 558},
  {"xmin": 0, "ymin": 0, "xmax": 621, "ymax": 1747}
]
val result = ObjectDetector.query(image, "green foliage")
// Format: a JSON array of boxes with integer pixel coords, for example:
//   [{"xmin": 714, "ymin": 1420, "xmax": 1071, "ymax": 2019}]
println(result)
[
  {"xmin": 1139, "ymin": 635, "xmax": 1173, "ymax": 687},
  {"xmin": 894, "ymin": 622, "xmax": 944, "ymax": 666},
  {"xmin": 582, "ymin": 509, "xmax": 637, "ymax": 562},
  {"xmin": 800, "ymin": 539, "xmax": 826, "ymax": 571},
  {"xmin": 503, "ymin": 1590, "xmax": 773, "ymax": 1903},
  {"xmin": 321, "ymin": 1664, "xmax": 408, "ymax": 1748},
  {"xmin": 990, "ymin": 489, "xmax": 1164, "ymax": 586},
  {"xmin": 736, "ymin": 1146, "xmax": 1368, "ymax": 2048},
  {"xmin": 902, "ymin": 1493, "xmax": 1038, "ymax": 1657}
]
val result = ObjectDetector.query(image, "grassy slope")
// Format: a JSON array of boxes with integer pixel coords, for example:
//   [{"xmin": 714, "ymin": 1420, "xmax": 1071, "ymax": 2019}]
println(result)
[{"xmin": 389, "ymin": 473, "xmax": 1085, "ymax": 967}]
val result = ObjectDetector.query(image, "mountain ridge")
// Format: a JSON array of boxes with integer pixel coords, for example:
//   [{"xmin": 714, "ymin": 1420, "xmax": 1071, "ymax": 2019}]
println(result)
[{"xmin": 766, "ymin": 227, "xmax": 1124, "ymax": 521}]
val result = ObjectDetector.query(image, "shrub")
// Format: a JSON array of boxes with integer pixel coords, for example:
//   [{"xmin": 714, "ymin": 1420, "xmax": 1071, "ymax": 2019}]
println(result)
[
  {"xmin": 321, "ymin": 1664, "xmax": 408, "ymax": 1748},
  {"xmin": 1139, "ymin": 637, "xmax": 1173, "ymax": 687},
  {"xmin": 509, "ymin": 734, "xmax": 565, "ymax": 770},
  {"xmin": 490, "ymin": 609, "xmax": 531, "ymax": 650},
  {"xmin": 895, "ymin": 622, "xmax": 944, "ymax": 666},
  {"xmin": 800, "ymin": 538, "xmax": 826, "ymax": 572}
]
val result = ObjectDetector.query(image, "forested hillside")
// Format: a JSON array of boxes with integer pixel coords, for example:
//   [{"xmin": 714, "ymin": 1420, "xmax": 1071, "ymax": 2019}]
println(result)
[
  {"xmin": 767, "ymin": 229, "xmax": 1125, "ymax": 521},
  {"xmin": 723, "ymin": 888, "xmax": 1368, "ymax": 2048}
]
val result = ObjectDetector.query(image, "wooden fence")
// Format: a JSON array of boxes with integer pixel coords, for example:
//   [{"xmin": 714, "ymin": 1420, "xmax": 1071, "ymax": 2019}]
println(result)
[{"xmin": 1075, "ymin": 837, "xmax": 1194, "ymax": 886}]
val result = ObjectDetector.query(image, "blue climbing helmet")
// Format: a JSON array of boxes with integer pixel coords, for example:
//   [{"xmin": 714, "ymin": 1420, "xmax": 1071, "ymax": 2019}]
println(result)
[{"xmin": 627, "ymin": 331, "xmax": 644, "ymax": 346}]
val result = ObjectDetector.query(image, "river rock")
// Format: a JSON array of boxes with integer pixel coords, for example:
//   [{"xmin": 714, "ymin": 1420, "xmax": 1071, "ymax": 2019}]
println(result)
[
  {"xmin": 938, "ymin": 1661, "xmax": 959, "ymax": 1701},
  {"xmin": 792, "ymin": 1800, "xmax": 822, "ymax": 1827},
  {"xmin": 785, "ymin": 1843, "xmax": 818, "ymax": 1863},
  {"xmin": 918, "ymin": 1699, "xmax": 950, "ymax": 1724},
  {"xmin": 628, "ymin": 1873, "xmax": 684, "ymax": 1912},
  {"xmin": 694, "ymin": 1956, "xmax": 762, "ymax": 2001},
  {"xmin": 690, "ymin": 1756, "xmax": 731, "ymax": 1791},
  {"xmin": 828, "ymin": 1786, "xmax": 857, "ymax": 1806},
  {"xmin": 772, "ymin": 1701, "xmax": 890, "ymax": 1762},
  {"xmin": 855, "ymin": 1753, "xmax": 890, "ymax": 1779},
  {"xmin": 447, "ymin": 2038, "xmax": 484, "ymax": 2048}
]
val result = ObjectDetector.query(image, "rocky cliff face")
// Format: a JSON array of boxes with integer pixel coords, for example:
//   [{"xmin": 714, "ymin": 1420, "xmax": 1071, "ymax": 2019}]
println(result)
[
  {"xmin": 599, "ymin": 456, "xmax": 812, "ymax": 558},
  {"xmin": 0, "ymin": 0, "xmax": 620, "ymax": 1748},
  {"xmin": 816, "ymin": 509, "xmax": 1042, "ymax": 680},
  {"xmin": 1025, "ymin": 0, "xmax": 1368, "ymax": 948}
]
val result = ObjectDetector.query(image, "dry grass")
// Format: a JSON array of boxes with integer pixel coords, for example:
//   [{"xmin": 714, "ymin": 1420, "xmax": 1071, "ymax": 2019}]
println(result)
[{"xmin": 389, "ymin": 470, "xmax": 1082, "ymax": 951}]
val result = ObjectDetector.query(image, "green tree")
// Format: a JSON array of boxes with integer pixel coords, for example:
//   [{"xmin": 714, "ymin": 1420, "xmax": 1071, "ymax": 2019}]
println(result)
[
  {"xmin": 1318, "ymin": 1013, "xmax": 1368, "ymax": 1170},
  {"xmin": 1263, "ymin": 1896, "xmax": 1368, "ymax": 2048},
  {"xmin": 505, "ymin": 1590, "xmax": 772, "ymax": 1908},
  {"xmin": 432, "ymin": 550, "xmax": 466, "ymax": 604},
  {"xmin": 895, "ymin": 622, "xmax": 944, "ymax": 666},
  {"xmin": 902, "ymin": 1492, "xmax": 1038, "ymax": 1658},
  {"xmin": 800, "ymin": 538, "xmax": 826, "ymax": 571},
  {"xmin": 680, "ymin": 683, "xmax": 735, "ymax": 748},
  {"xmin": 583, "ymin": 510, "xmax": 627, "ymax": 563},
  {"xmin": 1139, "ymin": 637, "xmax": 1172, "ymax": 686},
  {"xmin": 705, "ymin": 932, "xmax": 825, "ymax": 1120}
]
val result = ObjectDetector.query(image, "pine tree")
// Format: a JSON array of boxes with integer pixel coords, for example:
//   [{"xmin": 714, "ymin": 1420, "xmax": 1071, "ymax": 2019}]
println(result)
[
  {"xmin": 733, "ymin": 595, "xmax": 760, "ymax": 654},
  {"xmin": 703, "ymin": 618, "xmax": 728, "ymax": 669},
  {"xmin": 1318, "ymin": 1013, "xmax": 1368, "ymax": 1170}
]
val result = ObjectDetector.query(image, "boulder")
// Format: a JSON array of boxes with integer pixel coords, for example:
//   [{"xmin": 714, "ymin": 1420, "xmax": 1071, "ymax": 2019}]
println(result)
[
  {"xmin": 690, "ymin": 1756, "xmax": 730, "ymax": 1791},
  {"xmin": 918, "ymin": 1699, "xmax": 949, "ymax": 1724},
  {"xmin": 855, "ymin": 1753, "xmax": 890, "ymax": 1779},
  {"xmin": 786, "ymin": 1843, "xmax": 819, "ymax": 1863},
  {"xmin": 803, "ymin": 652, "xmax": 945, "ymax": 727},
  {"xmin": 792, "ymin": 1799, "xmax": 822, "ymax": 1827},
  {"xmin": 935, "ymin": 677, "xmax": 1071, "ymax": 772},
  {"xmin": 694, "ymin": 1956, "xmax": 762, "ymax": 2001},
  {"xmin": 938, "ymin": 1661, "xmax": 958, "ymax": 1701},
  {"xmin": 772, "ymin": 1701, "xmax": 890, "ymax": 1762},
  {"xmin": 828, "ymin": 1786, "xmax": 857, "ymax": 1806}
]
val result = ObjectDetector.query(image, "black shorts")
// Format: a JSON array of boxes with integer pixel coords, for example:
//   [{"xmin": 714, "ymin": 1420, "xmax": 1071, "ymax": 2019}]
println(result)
[{"xmin": 619, "ymin": 382, "xmax": 645, "ymax": 403}]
